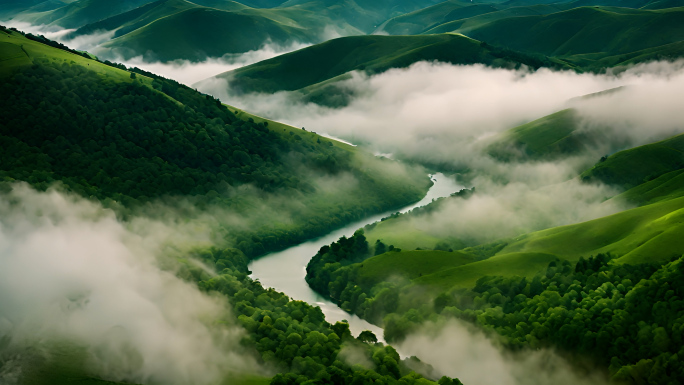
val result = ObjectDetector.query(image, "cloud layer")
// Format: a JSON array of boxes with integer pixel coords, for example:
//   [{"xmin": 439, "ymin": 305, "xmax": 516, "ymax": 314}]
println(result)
[
  {"xmin": 398, "ymin": 320, "xmax": 606, "ymax": 385},
  {"xmin": 0, "ymin": 184, "xmax": 259, "ymax": 384}
]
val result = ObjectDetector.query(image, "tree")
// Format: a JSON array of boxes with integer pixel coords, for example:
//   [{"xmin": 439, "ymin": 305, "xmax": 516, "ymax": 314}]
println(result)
[
  {"xmin": 357, "ymin": 330, "xmax": 378, "ymax": 344},
  {"xmin": 374, "ymin": 240, "xmax": 387, "ymax": 256}
]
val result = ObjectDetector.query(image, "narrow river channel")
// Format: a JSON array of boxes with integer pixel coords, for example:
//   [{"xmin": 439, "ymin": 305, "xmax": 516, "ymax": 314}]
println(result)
[{"xmin": 249, "ymin": 173, "xmax": 464, "ymax": 341}]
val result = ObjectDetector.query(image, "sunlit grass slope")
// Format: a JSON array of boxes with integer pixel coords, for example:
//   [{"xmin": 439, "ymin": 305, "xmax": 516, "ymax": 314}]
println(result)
[
  {"xmin": 363, "ymin": 192, "xmax": 684, "ymax": 292},
  {"xmin": 358, "ymin": 250, "xmax": 477, "ymax": 283},
  {"xmin": 493, "ymin": 195, "xmax": 684, "ymax": 265},
  {"xmin": 0, "ymin": 27, "xmax": 145, "ymax": 81}
]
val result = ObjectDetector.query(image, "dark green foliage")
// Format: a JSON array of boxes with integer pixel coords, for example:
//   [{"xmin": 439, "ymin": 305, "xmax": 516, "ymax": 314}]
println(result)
[
  {"xmin": 186, "ymin": 248, "xmax": 438, "ymax": 385},
  {"xmin": 0, "ymin": 61, "xmax": 290, "ymax": 201},
  {"xmin": 357, "ymin": 330, "xmax": 378, "ymax": 344},
  {"xmin": 391, "ymin": 255, "xmax": 684, "ymax": 383},
  {"xmin": 0, "ymin": 47, "xmax": 428, "ymax": 259}
]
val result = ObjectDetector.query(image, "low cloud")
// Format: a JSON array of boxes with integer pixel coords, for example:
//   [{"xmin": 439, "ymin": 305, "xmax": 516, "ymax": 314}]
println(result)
[
  {"xmin": 119, "ymin": 41, "xmax": 310, "ymax": 86},
  {"xmin": 2, "ymin": 21, "xmax": 311, "ymax": 85},
  {"xmin": 0, "ymin": 184, "xmax": 261, "ymax": 384},
  {"xmin": 398, "ymin": 320, "xmax": 607, "ymax": 385},
  {"xmin": 203, "ymin": 60, "xmax": 684, "ymax": 245}
]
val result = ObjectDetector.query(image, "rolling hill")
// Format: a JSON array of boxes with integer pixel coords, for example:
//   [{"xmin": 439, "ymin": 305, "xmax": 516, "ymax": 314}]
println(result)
[
  {"xmin": 277, "ymin": 0, "xmax": 443, "ymax": 33},
  {"xmin": 458, "ymin": 6, "xmax": 684, "ymax": 64},
  {"xmin": 205, "ymin": 33, "xmax": 567, "ymax": 102},
  {"xmin": 7, "ymin": 0, "xmax": 155, "ymax": 28},
  {"xmin": 99, "ymin": 7, "xmax": 312, "ymax": 61}
]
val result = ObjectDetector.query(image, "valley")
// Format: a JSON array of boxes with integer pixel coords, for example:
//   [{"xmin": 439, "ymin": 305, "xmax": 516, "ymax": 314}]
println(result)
[{"xmin": 2, "ymin": 0, "xmax": 684, "ymax": 384}]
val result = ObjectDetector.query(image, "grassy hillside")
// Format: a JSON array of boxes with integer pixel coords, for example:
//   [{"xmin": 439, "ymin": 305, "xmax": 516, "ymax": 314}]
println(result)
[
  {"xmin": 424, "ymin": 3, "xmax": 569, "ymax": 34},
  {"xmin": 581, "ymin": 132, "xmax": 684, "ymax": 189},
  {"xmin": 490, "ymin": 194, "xmax": 684, "ymax": 265},
  {"xmin": 9, "ymin": 0, "xmax": 155, "ymax": 28},
  {"xmin": 69, "ymin": 0, "xmax": 230, "ymax": 39},
  {"xmin": 99, "ymin": 7, "xmax": 311, "ymax": 61},
  {"xmin": 358, "ymin": 250, "xmax": 477, "ymax": 282},
  {"xmin": 461, "ymin": 6, "xmax": 684, "ymax": 61},
  {"xmin": 212, "ymin": 33, "xmax": 565, "ymax": 98},
  {"xmin": 379, "ymin": 0, "xmax": 499, "ymax": 35},
  {"xmin": 486, "ymin": 109, "xmax": 588, "ymax": 160},
  {"xmin": 278, "ymin": 0, "xmax": 442, "ymax": 33}
]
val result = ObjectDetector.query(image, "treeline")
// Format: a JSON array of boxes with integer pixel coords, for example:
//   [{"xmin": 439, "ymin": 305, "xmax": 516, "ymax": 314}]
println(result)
[
  {"xmin": 307, "ymin": 240, "xmax": 684, "ymax": 383},
  {"xmin": 306, "ymin": 231, "xmax": 404, "ymax": 323},
  {"xmin": 182, "ymin": 247, "xmax": 463, "ymax": 385}
]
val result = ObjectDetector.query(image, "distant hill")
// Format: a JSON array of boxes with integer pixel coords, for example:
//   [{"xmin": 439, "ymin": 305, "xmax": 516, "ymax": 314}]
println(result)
[
  {"xmin": 278, "ymin": 0, "xmax": 443, "ymax": 32},
  {"xmin": 205, "ymin": 33, "xmax": 567, "ymax": 104},
  {"xmin": 7, "ymin": 0, "xmax": 155, "ymax": 28},
  {"xmin": 66, "ymin": 0, "xmax": 364, "ymax": 62},
  {"xmin": 460, "ymin": 6, "xmax": 684, "ymax": 63},
  {"xmin": 98, "ymin": 7, "xmax": 316, "ymax": 61}
]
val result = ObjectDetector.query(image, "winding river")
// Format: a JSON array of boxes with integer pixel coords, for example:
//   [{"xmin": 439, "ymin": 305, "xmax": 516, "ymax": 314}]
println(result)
[{"xmin": 249, "ymin": 173, "xmax": 464, "ymax": 341}]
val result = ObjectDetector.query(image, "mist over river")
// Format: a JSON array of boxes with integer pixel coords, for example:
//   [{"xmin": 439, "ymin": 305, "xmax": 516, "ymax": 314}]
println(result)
[{"xmin": 249, "ymin": 172, "xmax": 464, "ymax": 341}]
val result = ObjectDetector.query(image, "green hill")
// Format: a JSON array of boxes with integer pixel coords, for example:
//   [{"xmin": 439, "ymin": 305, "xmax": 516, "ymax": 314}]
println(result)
[
  {"xmin": 278, "ymin": 0, "xmax": 443, "ymax": 33},
  {"xmin": 69, "ymin": 0, "xmax": 243, "ymax": 39},
  {"xmin": 0, "ymin": 26, "xmax": 430, "ymax": 258},
  {"xmin": 379, "ymin": 0, "xmax": 499, "ymax": 35},
  {"xmin": 99, "ymin": 7, "xmax": 312, "ymax": 61},
  {"xmin": 486, "ymin": 109, "xmax": 588, "ymax": 160},
  {"xmin": 581, "ymin": 132, "xmax": 684, "ymax": 189},
  {"xmin": 460, "ymin": 6, "xmax": 684, "ymax": 61},
  {"xmin": 8, "ymin": 0, "xmax": 155, "ymax": 29},
  {"xmin": 209, "ymin": 33, "xmax": 566, "ymax": 100},
  {"xmin": 423, "ymin": 3, "xmax": 569, "ymax": 34}
]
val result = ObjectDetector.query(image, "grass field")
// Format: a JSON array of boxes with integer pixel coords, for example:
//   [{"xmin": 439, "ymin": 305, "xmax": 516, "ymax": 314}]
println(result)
[
  {"xmin": 358, "ymin": 249, "xmax": 477, "ymax": 282},
  {"xmin": 413, "ymin": 251, "xmax": 559, "ymax": 290},
  {"xmin": 494, "ymin": 194, "xmax": 684, "ymax": 265}
]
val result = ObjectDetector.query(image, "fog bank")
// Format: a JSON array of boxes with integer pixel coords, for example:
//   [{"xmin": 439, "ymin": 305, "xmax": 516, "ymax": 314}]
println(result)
[{"xmin": 0, "ymin": 184, "xmax": 260, "ymax": 384}]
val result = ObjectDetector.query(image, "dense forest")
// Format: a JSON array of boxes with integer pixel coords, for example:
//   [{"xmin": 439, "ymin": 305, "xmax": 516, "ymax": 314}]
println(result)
[
  {"xmin": 0, "ymin": 28, "xmax": 430, "ymax": 259},
  {"xmin": 306, "ymin": 233, "xmax": 684, "ymax": 383},
  {"xmin": 182, "ymin": 246, "xmax": 464, "ymax": 385}
]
